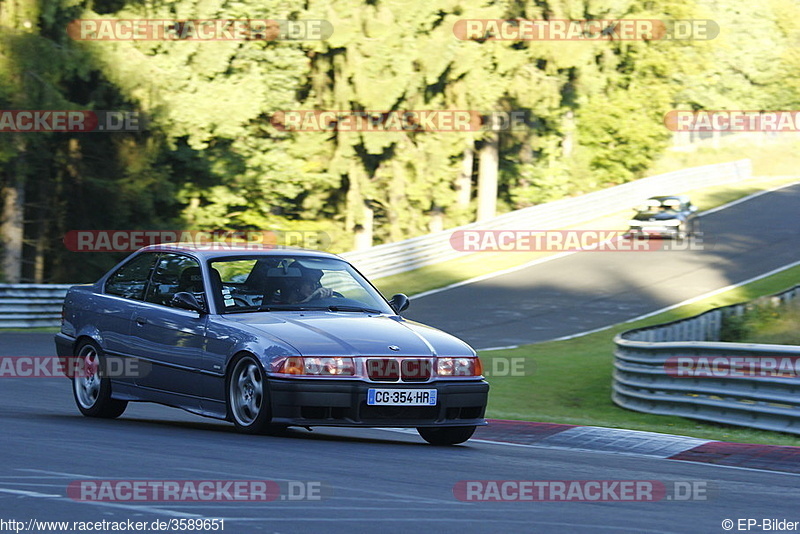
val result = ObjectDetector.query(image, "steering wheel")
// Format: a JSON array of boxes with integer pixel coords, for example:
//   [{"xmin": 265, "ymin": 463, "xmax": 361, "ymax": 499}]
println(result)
[{"xmin": 233, "ymin": 296, "xmax": 254, "ymax": 307}]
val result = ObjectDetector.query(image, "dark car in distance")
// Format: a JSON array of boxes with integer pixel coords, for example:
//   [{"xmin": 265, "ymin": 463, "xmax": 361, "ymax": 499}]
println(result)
[
  {"xmin": 627, "ymin": 195, "xmax": 699, "ymax": 239},
  {"xmin": 55, "ymin": 244, "xmax": 488, "ymax": 445}
]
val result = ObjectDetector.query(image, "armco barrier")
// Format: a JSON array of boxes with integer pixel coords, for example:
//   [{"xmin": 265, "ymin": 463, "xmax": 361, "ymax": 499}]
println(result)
[
  {"xmin": 0, "ymin": 159, "xmax": 752, "ymax": 329},
  {"xmin": 613, "ymin": 285, "xmax": 800, "ymax": 435},
  {"xmin": 0, "ymin": 285, "xmax": 72, "ymax": 328},
  {"xmin": 341, "ymin": 159, "xmax": 751, "ymax": 279}
]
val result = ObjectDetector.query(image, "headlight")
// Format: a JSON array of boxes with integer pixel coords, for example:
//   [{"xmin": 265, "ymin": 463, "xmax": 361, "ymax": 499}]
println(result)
[
  {"xmin": 278, "ymin": 357, "xmax": 355, "ymax": 376},
  {"xmin": 437, "ymin": 357, "xmax": 483, "ymax": 377}
]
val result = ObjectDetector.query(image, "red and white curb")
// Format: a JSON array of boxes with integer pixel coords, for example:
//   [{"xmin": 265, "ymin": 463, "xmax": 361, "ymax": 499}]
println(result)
[{"xmin": 472, "ymin": 420, "xmax": 800, "ymax": 474}]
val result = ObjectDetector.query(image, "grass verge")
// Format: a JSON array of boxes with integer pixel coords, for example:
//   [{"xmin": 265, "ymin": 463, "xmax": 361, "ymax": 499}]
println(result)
[{"xmin": 480, "ymin": 263, "xmax": 800, "ymax": 446}]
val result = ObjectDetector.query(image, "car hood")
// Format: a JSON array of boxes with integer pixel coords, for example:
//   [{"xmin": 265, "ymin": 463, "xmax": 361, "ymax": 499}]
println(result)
[{"xmin": 223, "ymin": 312, "xmax": 476, "ymax": 358}]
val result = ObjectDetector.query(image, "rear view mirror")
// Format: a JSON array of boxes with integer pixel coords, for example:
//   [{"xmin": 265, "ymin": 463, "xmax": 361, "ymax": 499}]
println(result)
[{"xmin": 389, "ymin": 293, "xmax": 410, "ymax": 313}]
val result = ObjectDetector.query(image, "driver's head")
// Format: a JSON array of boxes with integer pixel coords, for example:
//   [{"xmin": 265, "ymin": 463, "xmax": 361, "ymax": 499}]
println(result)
[{"xmin": 283, "ymin": 266, "xmax": 322, "ymax": 302}]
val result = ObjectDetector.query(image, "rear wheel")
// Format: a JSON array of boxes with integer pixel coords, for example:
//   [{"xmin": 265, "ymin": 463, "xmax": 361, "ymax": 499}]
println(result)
[
  {"xmin": 72, "ymin": 341, "xmax": 128, "ymax": 419},
  {"xmin": 227, "ymin": 355, "xmax": 285, "ymax": 434},
  {"xmin": 417, "ymin": 426, "xmax": 476, "ymax": 446}
]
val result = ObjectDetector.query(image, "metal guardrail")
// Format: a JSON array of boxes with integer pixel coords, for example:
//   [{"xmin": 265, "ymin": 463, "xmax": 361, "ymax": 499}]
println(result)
[
  {"xmin": 613, "ymin": 285, "xmax": 800, "ymax": 435},
  {"xmin": 0, "ymin": 284, "xmax": 72, "ymax": 328},
  {"xmin": 0, "ymin": 159, "xmax": 751, "ymax": 328},
  {"xmin": 341, "ymin": 159, "xmax": 752, "ymax": 279}
]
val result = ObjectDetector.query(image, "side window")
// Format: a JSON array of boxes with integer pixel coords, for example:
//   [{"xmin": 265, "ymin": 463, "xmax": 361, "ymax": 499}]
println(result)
[
  {"xmin": 144, "ymin": 254, "xmax": 204, "ymax": 308},
  {"xmin": 105, "ymin": 253, "xmax": 159, "ymax": 300}
]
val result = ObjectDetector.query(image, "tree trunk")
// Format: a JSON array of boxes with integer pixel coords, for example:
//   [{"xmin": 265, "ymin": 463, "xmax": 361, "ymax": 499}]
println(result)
[
  {"xmin": 476, "ymin": 133, "xmax": 499, "ymax": 221},
  {"xmin": 346, "ymin": 161, "xmax": 373, "ymax": 250},
  {"xmin": 387, "ymin": 159, "xmax": 404, "ymax": 242},
  {"xmin": 456, "ymin": 136, "xmax": 474, "ymax": 208},
  {"xmin": 1, "ymin": 179, "xmax": 25, "ymax": 283},
  {"xmin": 428, "ymin": 206, "xmax": 444, "ymax": 233},
  {"xmin": 562, "ymin": 110, "xmax": 575, "ymax": 158},
  {"xmin": 353, "ymin": 202, "xmax": 373, "ymax": 250}
]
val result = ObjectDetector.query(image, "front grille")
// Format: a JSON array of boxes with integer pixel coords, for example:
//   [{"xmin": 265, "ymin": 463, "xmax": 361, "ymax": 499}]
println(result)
[{"xmin": 366, "ymin": 358, "xmax": 431, "ymax": 382}]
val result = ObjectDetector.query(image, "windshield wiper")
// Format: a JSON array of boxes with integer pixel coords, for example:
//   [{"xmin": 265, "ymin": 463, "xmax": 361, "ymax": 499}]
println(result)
[
  {"xmin": 327, "ymin": 305, "xmax": 382, "ymax": 313},
  {"xmin": 225, "ymin": 304, "xmax": 301, "ymax": 313},
  {"xmin": 258, "ymin": 304, "xmax": 313, "ymax": 312}
]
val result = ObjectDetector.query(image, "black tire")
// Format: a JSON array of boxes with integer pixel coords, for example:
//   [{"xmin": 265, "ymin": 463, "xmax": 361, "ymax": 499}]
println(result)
[
  {"xmin": 227, "ymin": 354, "xmax": 283, "ymax": 434},
  {"xmin": 417, "ymin": 426, "xmax": 477, "ymax": 446},
  {"xmin": 72, "ymin": 341, "xmax": 128, "ymax": 419}
]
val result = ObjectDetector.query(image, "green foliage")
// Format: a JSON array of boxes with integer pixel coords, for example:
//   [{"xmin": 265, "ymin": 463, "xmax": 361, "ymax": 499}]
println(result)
[
  {"xmin": 3, "ymin": 0, "xmax": 800, "ymax": 281},
  {"xmin": 720, "ymin": 300, "xmax": 800, "ymax": 345}
]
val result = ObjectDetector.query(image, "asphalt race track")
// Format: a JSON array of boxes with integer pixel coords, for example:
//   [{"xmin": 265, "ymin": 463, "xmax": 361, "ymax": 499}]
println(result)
[
  {"xmin": 1, "ymin": 184, "xmax": 800, "ymax": 533},
  {"xmin": 406, "ymin": 183, "xmax": 800, "ymax": 349},
  {"xmin": 0, "ymin": 354, "xmax": 799, "ymax": 534}
]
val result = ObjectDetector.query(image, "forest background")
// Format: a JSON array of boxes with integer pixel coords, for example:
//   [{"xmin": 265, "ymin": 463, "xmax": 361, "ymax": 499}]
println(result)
[{"xmin": 1, "ymin": 0, "xmax": 797, "ymax": 283}]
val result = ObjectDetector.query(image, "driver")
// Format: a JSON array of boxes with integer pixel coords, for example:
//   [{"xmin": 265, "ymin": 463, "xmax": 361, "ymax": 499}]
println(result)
[{"xmin": 282, "ymin": 267, "xmax": 333, "ymax": 303}]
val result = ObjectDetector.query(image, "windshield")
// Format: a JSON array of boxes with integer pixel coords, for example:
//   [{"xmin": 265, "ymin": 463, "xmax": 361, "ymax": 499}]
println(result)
[
  {"xmin": 209, "ymin": 255, "xmax": 394, "ymax": 314},
  {"xmin": 636, "ymin": 199, "xmax": 679, "ymax": 213}
]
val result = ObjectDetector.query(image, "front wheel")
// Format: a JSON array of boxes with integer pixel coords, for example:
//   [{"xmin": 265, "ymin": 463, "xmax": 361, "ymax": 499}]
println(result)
[
  {"xmin": 417, "ymin": 426, "xmax": 477, "ymax": 446},
  {"xmin": 227, "ymin": 355, "xmax": 282, "ymax": 434},
  {"xmin": 72, "ymin": 341, "xmax": 128, "ymax": 419}
]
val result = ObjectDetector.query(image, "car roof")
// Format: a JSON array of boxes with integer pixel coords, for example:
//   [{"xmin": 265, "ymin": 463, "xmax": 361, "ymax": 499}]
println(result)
[
  {"xmin": 136, "ymin": 243, "xmax": 343, "ymax": 261},
  {"xmin": 647, "ymin": 195, "xmax": 690, "ymax": 203}
]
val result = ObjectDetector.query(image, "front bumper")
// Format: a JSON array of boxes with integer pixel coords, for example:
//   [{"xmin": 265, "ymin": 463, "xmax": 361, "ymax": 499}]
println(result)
[
  {"xmin": 627, "ymin": 225, "xmax": 680, "ymax": 238},
  {"xmin": 54, "ymin": 333, "xmax": 76, "ymax": 377},
  {"xmin": 268, "ymin": 378, "xmax": 489, "ymax": 427}
]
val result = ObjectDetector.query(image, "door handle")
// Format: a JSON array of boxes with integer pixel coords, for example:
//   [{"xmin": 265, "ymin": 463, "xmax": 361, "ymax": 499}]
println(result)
[{"xmin": 135, "ymin": 316, "xmax": 147, "ymax": 326}]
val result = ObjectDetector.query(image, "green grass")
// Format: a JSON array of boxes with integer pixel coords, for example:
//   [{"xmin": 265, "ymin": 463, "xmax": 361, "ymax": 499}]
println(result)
[
  {"xmin": 480, "ymin": 263, "xmax": 800, "ymax": 446},
  {"xmin": 721, "ymin": 301, "xmax": 800, "ymax": 345},
  {"xmin": 651, "ymin": 134, "xmax": 800, "ymax": 177},
  {"xmin": 1, "ymin": 327, "xmax": 60, "ymax": 333}
]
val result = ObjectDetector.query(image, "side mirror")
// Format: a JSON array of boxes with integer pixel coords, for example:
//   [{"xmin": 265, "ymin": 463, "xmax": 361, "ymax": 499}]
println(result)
[
  {"xmin": 389, "ymin": 293, "xmax": 409, "ymax": 313},
  {"xmin": 171, "ymin": 292, "xmax": 206, "ymax": 313}
]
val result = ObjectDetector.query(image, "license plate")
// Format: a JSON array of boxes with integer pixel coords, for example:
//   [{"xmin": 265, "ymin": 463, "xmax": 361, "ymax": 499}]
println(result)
[{"xmin": 367, "ymin": 389, "xmax": 437, "ymax": 406}]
